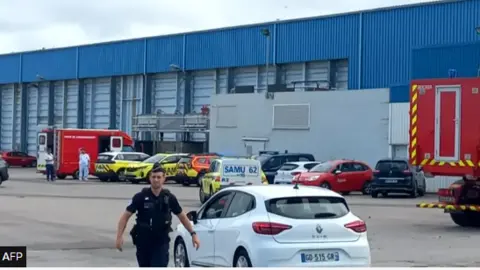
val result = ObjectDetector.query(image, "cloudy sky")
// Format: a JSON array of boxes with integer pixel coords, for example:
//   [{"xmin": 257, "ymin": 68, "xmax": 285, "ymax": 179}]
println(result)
[{"xmin": 0, "ymin": 0, "xmax": 437, "ymax": 54}]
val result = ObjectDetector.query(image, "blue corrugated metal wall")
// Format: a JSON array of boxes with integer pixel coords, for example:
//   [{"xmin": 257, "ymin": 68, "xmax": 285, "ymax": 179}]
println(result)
[
  {"xmin": 362, "ymin": 0, "xmax": 480, "ymax": 89},
  {"xmin": 146, "ymin": 35, "xmax": 184, "ymax": 73},
  {"xmin": 0, "ymin": 54, "xmax": 20, "ymax": 84},
  {"xmin": 412, "ymin": 41, "xmax": 480, "ymax": 80},
  {"xmin": 79, "ymin": 40, "xmax": 145, "ymax": 78},
  {"xmin": 185, "ymin": 24, "xmax": 274, "ymax": 70},
  {"xmin": 22, "ymin": 48, "xmax": 77, "ymax": 82},
  {"xmin": 0, "ymin": 0, "xmax": 478, "ymax": 91}
]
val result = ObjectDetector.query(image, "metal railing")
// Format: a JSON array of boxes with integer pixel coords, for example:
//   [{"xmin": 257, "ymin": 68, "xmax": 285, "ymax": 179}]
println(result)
[{"xmin": 132, "ymin": 113, "xmax": 210, "ymax": 133}]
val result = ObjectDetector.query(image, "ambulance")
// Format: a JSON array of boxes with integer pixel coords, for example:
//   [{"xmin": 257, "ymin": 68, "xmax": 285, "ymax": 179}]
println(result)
[
  {"xmin": 37, "ymin": 128, "xmax": 134, "ymax": 179},
  {"xmin": 198, "ymin": 157, "xmax": 267, "ymax": 203}
]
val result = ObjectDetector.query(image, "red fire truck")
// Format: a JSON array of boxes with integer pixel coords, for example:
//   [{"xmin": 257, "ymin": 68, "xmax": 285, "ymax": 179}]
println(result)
[
  {"xmin": 37, "ymin": 128, "xmax": 134, "ymax": 179},
  {"xmin": 413, "ymin": 78, "xmax": 480, "ymax": 227}
]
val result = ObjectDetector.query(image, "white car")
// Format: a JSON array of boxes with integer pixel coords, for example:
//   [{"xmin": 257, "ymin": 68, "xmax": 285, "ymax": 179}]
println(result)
[
  {"xmin": 274, "ymin": 162, "xmax": 321, "ymax": 184},
  {"xmin": 174, "ymin": 185, "xmax": 371, "ymax": 267}
]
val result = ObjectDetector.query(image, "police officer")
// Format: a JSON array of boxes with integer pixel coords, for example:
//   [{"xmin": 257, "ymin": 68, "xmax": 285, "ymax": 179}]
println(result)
[{"xmin": 115, "ymin": 166, "xmax": 200, "ymax": 267}]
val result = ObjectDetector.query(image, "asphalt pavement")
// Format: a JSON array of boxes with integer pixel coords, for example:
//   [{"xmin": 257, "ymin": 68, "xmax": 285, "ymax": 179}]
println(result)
[{"xmin": 1, "ymin": 168, "xmax": 479, "ymax": 267}]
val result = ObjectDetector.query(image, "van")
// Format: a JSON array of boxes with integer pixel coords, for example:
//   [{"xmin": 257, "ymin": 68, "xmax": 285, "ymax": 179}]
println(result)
[{"xmin": 198, "ymin": 157, "xmax": 266, "ymax": 203}]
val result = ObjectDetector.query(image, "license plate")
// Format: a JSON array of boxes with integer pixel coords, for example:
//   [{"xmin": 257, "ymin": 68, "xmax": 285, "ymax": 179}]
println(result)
[
  {"xmin": 301, "ymin": 251, "xmax": 339, "ymax": 263},
  {"xmin": 385, "ymin": 179, "xmax": 398, "ymax": 183}
]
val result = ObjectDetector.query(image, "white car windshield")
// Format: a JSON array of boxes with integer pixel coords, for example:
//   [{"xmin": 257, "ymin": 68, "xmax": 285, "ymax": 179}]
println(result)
[{"xmin": 309, "ymin": 162, "xmax": 334, "ymax": 173}]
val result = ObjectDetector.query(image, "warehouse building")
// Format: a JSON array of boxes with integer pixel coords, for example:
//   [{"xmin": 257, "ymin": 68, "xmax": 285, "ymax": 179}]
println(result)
[{"xmin": 0, "ymin": 0, "xmax": 479, "ymax": 172}]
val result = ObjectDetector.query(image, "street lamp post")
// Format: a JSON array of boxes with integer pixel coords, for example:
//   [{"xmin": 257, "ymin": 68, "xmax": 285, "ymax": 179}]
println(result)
[{"xmin": 261, "ymin": 29, "xmax": 271, "ymax": 92}]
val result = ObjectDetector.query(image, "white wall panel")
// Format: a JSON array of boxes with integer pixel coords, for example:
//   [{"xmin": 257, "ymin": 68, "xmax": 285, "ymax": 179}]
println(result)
[
  {"xmin": 389, "ymin": 103, "xmax": 409, "ymax": 145},
  {"xmin": 191, "ymin": 70, "xmax": 215, "ymax": 141},
  {"xmin": 306, "ymin": 61, "xmax": 329, "ymax": 89},
  {"xmin": 215, "ymin": 69, "xmax": 228, "ymax": 94},
  {"xmin": 335, "ymin": 60, "xmax": 349, "ymax": 90},
  {"xmin": 53, "ymin": 81, "xmax": 64, "ymax": 127},
  {"xmin": 92, "ymin": 78, "xmax": 111, "ymax": 128},
  {"xmin": 392, "ymin": 145, "xmax": 408, "ymax": 159},
  {"xmin": 283, "ymin": 63, "xmax": 304, "ymax": 89},
  {"xmin": 84, "ymin": 79, "xmax": 94, "ymax": 128},
  {"xmin": 1, "ymin": 84, "xmax": 14, "ymax": 150},
  {"xmin": 27, "ymin": 84, "xmax": 49, "ymax": 155},
  {"xmin": 210, "ymin": 89, "xmax": 390, "ymax": 167},
  {"xmin": 65, "ymin": 80, "xmax": 78, "ymax": 128},
  {"xmin": 83, "ymin": 79, "xmax": 110, "ymax": 129},
  {"xmin": 234, "ymin": 66, "xmax": 257, "ymax": 88},
  {"xmin": 152, "ymin": 73, "xmax": 177, "ymax": 141},
  {"xmin": 13, "ymin": 86, "xmax": 21, "ymax": 150},
  {"xmin": 118, "ymin": 75, "xmax": 143, "ymax": 137},
  {"xmin": 233, "ymin": 66, "xmax": 274, "ymax": 93},
  {"xmin": 282, "ymin": 61, "xmax": 330, "ymax": 90}
]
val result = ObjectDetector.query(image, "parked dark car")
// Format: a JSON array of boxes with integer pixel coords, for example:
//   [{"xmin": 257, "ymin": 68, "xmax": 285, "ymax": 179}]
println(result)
[
  {"xmin": 254, "ymin": 152, "xmax": 315, "ymax": 184},
  {"xmin": 1, "ymin": 151, "xmax": 37, "ymax": 167},
  {"xmin": 371, "ymin": 158, "xmax": 426, "ymax": 198},
  {"xmin": 0, "ymin": 157, "xmax": 9, "ymax": 185}
]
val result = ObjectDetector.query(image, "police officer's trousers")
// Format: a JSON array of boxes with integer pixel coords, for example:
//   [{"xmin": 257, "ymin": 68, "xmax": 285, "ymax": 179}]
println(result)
[{"xmin": 136, "ymin": 242, "xmax": 170, "ymax": 267}]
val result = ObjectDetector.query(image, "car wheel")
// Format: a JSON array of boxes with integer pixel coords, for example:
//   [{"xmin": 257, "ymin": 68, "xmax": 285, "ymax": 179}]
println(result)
[
  {"xmin": 371, "ymin": 191, "xmax": 378, "ymax": 198},
  {"xmin": 117, "ymin": 169, "xmax": 126, "ymax": 182},
  {"xmin": 233, "ymin": 248, "xmax": 252, "ymax": 267},
  {"xmin": 99, "ymin": 177, "xmax": 109, "ymax": 182},
  {"xmin": 199, "ymin": 186, "xmax": 206, "ymax": 203},
  {"xmin": 381, "ymin": 191, "xmax": 388, "ymax": 197},
  {"xmin": 319, "ymin": 182, "xmax": 331, "ymax": 189},
  {"xmin": 418, "ymin": 188, "xmax": 425, "ymax": 197},
  {"xmin": 73, "ymin": 170, "xmax": 79, "ymax": 180},
  {"xmin": 209, "ymin": 185, "xmax": 214, "ymax": 199},
  {"xmin": 197, "ymin": 174, "xmax": 204, "ymax": 187},
  {"xmin": 56, "ymin": 174, "xmax": 67, "ymax": 180},
  {"xmin": 174, "ymin": 238, "xmax": 190, "ymax": 267},
  {"xmin": 31, "ymin": 161, "xmax": 37, "ymax": 167},
  {"xmin": 362, "ymin": 181, "xmax": 372, "ymax": 195},
  {"xmin": 409, "ymin": 183, "xmax": 418, "ymax": 198}
]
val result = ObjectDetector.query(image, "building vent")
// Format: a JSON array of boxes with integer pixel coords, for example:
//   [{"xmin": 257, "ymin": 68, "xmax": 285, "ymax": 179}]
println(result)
[{"xmin": 272, "ymin": 104, "xmax": 310, "ymax": 130}]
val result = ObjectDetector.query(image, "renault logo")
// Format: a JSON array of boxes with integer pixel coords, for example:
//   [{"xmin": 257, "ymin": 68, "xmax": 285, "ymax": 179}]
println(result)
[{"xmin": 316, "ymin": 224, "xmax": 323, "ymax": 234}]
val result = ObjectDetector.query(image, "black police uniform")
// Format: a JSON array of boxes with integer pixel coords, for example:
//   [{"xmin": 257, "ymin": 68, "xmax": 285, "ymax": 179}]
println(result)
[{"xmin": 126, "ymin": 187, "xmax": 183, "ymax": 267}]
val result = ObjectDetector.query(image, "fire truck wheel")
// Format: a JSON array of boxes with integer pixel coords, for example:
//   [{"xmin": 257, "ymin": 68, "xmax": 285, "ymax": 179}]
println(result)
[
  {"xmin": 73, "ymin": 170, "xmax": 79, "ymax": 180},
  {"xmin": 57, "ymin": 174, "xmax": 66, "ymax": 180},
  {"xmin": 450, "ymin": 212, "xmax": 480, "ymax": 227}
]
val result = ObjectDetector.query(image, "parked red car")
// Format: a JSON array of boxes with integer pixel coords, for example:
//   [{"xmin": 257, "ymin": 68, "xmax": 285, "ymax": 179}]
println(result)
[
  {"xmin": 1, "ymin": 151, "xmax": 37, "ymax": 167},
  {"xmin": 293, "ymin": 159, "xmax": 373, "ymax": 195}
]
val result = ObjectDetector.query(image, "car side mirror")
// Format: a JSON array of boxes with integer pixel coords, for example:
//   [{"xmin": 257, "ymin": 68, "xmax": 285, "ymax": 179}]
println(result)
[
  {"xmin": 187, "ymin": 210, "xmax": 198, "ymax": 224},
  {"xmin": 333, "ymin": 170, "xmax": 341, "ymax": 175}
]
